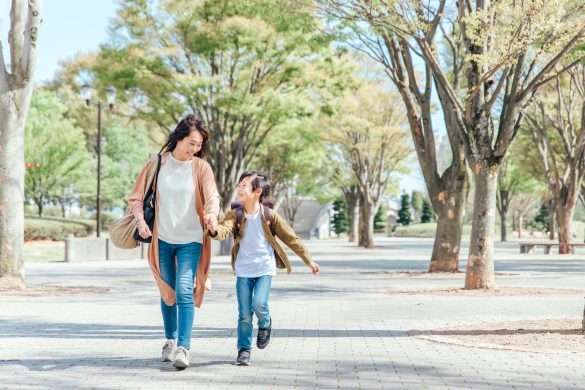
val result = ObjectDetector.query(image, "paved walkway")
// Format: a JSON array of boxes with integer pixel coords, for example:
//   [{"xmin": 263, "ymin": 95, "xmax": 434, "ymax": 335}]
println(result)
[{"xmin": 2, "ymin": 237, "xmax": 585, "ymax": 389}]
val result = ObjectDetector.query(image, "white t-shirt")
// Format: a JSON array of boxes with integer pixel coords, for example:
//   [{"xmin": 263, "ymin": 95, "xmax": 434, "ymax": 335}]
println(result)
[
  {"xmin": 156, "ymin": 153, "xmax": 202, "ymax": 244},
  {"xmin": 235, "ymin": 208, "xmax": 277, "ymax": 278}
]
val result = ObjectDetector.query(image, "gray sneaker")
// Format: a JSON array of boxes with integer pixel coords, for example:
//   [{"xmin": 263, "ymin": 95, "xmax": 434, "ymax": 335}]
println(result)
[
  {"xmin": 161, "ymin": 339, "xmax": 176, "ymax": 362},
  {"xmin": 173, "ymin": 347, "xmax": 190, "ymax": 369}
]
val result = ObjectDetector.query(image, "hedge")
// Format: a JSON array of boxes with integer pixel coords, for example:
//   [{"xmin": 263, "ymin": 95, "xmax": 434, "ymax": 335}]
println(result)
[{"xmin": 25, "ymin": 217, "xmax": 95, "ymax": 241}]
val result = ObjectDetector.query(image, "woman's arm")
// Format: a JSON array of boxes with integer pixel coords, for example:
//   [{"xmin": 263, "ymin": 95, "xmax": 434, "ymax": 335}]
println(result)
[
  {"xmin": 128, "ymin": 157, "xmax": 154, "ymax": 224},
  {"xmin": 199, "ymin": 160, "xmax": 221, "ymax": 221}
]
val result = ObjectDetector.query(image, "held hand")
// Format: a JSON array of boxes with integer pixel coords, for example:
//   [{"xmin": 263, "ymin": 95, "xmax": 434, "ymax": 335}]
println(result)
[
  {"xmin": 137, "ymin": 220, "xmax": 152, "ymax": 239},
  {"xmin": 205, "ymin": 214, "xmax": 217, "ymax": 234},
  {"xmin": 309, "ymin": 262, "xmax": 320, "ymax": 275}
]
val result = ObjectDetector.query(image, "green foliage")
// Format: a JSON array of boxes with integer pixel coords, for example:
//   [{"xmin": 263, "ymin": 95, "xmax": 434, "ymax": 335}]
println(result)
[
  {"xmin": 374, "ymin": 205, "xmax": 386, "ymax": 232},
  {"xmin": 411, "ymin": 190, "xmax": 423, "ymax": 215},
  {"xmin": 532, "ymin": 203, "xmax": 550, "ymax": 232},
  {"xmin": 421, "ymin": 199, "xmax": 433, "ymax": 223},
  {"xmin": 24, "ymin": 90, "xmax": 91, "ymax": 216},
  {"xmin": 100, "ymin": 122, "xmax": 152, "ymax": 208},
  {"xmin": 24, "ymin": 217, "xmax": 94, "ymax": 241},
  {"xmin": 397, "ymin": 193, "xmax": 412, "ymax": 226},
  {"xmin": 331, "ymin": 199, "xmax": 349, "ymax": 236},
  {"xmin": 70, "ymin": 0, "xmax": 348, "ymax": 208},
  {"xmin": 253, "ymin": 117, "xmax": 334, "ymax": 203}
]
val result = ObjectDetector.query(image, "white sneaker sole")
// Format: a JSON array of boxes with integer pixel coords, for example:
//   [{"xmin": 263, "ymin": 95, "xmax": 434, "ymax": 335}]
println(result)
[{"xmin": 173, "ymin": 359, "xmax": 189, "ymax": 368}]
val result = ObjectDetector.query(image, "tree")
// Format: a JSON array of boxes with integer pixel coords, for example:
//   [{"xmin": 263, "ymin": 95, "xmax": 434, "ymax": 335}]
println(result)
[
  {"xmin": 533, "ymin": 203, "xmax": 550, "ymax": 234},
  {"xmin": 374, "ymin": 204, "xmax": 385, "ymax": 232},
  {"xmin": 397, "ymin": 193, "xmax": 412, "ymax": 226},
  {"xmin": 525, "ymin": 66, "xmax": 585, "ymax": 253},
  {"xmin": 510, "ymin": 193, "xmax": 542, "ymax": 239},
  {"xmin": 0, "ymin": 0, "xmax": 43, "ymax": 289},
  {"xmin": 323, "ymin": 0, "xmax": 471, "ymax": 273},
  {"xmin": 80, "ymin": 0, "xmax": 342, "ymax": 212},
  {"xmin": 99, "ymin": 122, "xmax": 152, "ymax": 209},
  {"xmin": 496, "ymin": 150, "xmax": 542, "ymax": 242},
  {"xmin": 24, "ymin": 90, "xmax": 90, "ymax": 217},
  {"xmin": 331, "ymin": 199, "xmax": 349, "ymax": 237},
  {"xmin": 253, "ymin": 117, "xmax": 327, "ymax": 226},
  {"xmin": 421, "ymin": 199, "xmax": 433, "ymax": 224},
  {"xmin": 328, "ymin": 0, "xmax": 585, "ymax": 288},
  {"xmin": 411, "ymin": 190, "xmax": 424, "ymax": 221},
  {"xmin": 325, "ymin": 80, "xmax": 411, "ymax": 248}
]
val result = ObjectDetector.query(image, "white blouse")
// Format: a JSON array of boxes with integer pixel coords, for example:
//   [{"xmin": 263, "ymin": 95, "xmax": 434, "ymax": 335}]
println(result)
[{"xmin": 156, "ymin": 153, "xmax": 202, "ymax": 244}]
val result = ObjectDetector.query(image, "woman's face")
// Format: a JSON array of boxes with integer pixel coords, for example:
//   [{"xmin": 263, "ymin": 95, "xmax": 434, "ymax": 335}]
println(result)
[{"xmin": 174, "ymin": 130, "xmax": 203, "ymax": 161}]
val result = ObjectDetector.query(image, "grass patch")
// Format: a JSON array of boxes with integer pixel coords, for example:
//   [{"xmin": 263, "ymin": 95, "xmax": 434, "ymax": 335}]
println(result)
[
  {"xmin": 24, "ymin": 240, "xmax": 65, "ymax": 262},
  {"xmin": 392, "ymin": 223, "xmax": 473, "ymax": 238}
]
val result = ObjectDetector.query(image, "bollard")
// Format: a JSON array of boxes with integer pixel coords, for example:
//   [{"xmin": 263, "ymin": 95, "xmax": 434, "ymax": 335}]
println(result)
[
  {"xmin": 582, "ymin": 297, "xmax": 585, "ymax": 332},
  {"xmin": 65, "ymin": 234, "xmax": 74, "ymax": 262}
]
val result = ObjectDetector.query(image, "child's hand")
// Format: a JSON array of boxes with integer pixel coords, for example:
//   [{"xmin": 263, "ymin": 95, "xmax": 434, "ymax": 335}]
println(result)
[{"xmin": 309, "ymin": 262, "xmax": 320, "ymax": 275}]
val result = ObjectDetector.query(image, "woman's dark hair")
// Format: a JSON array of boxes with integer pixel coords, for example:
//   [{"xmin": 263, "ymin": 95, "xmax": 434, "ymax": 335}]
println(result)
[
  {"xmin": 238, "ymin": 171, "xmax": 271, "ymax": 202},
  {"xmin": 159, "ymin": 112, "xmax": 210, "ymax": 158}
]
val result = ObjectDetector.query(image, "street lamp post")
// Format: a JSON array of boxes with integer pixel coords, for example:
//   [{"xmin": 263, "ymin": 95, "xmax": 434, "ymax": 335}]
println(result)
[{"xmin": 80, "ymin": 84, "xmax": 116, "ymax": 238}]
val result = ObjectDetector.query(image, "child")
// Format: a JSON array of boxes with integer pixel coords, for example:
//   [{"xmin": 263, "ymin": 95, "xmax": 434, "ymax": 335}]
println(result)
[{"xmin": 206, "ymin": 171, "xmax": 320, "ymax": 366}]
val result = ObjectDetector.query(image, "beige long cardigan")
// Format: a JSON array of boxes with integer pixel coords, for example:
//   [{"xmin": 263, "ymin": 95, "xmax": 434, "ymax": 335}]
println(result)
[{"xmin": 128, "ymin": 152, "xmax": 220, "ymax": 308}]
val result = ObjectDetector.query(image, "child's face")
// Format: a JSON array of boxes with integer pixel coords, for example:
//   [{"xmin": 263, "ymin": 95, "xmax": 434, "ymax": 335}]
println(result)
[{"xmin": 236, "ymin": 176, "xmax": 261, "ymax": 203}]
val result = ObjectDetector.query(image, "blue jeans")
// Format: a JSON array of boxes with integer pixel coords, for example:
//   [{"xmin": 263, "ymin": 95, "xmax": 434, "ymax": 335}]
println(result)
[
  {"xmin": 236, "ymin": 275, "xmax": 272, "ymax": 350},
  {"xmin": 158, "ymin": 239, "xmax": 202, "ymax": 349}
]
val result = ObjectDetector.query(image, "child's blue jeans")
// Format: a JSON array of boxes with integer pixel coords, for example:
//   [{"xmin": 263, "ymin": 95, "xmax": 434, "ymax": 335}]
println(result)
[
  {"xmin": 158, "ymin": 239, "xmax": 202, "ymax": 349},
  {"xmin": 236, "ymin": 275, "xmax": 272, "ymax": 350}
]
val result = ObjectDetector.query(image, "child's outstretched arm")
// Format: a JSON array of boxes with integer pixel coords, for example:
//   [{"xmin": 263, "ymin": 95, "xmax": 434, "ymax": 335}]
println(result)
[
  {"xmin": 271, "ymin": 212, "xmax": 320, "ymax": 275},
  {"xmin": 206, "ymin": 210, "xmax": 237, "ymax": 241}
]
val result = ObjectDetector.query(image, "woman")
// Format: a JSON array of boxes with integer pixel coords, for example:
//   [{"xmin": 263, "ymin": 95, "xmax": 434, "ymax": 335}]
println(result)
[{"xmin": 128, "ymin": 113, "xmax": 220, "ymax": 369}]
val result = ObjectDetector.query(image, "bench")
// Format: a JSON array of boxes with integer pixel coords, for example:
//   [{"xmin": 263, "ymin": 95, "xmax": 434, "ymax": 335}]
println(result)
[{"xmin": 519, "ymin": 242, "xmax": 585, "ymax": 254}]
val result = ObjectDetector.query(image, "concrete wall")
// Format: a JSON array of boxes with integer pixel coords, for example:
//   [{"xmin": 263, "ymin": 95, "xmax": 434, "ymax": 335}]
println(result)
[
  {"xmin": 65, "ymin": 237, "xmax": 219, "ymax": 261},
  {"xmin": 65, "ymin": 237, "xmax": 147, "ymax": 262}
]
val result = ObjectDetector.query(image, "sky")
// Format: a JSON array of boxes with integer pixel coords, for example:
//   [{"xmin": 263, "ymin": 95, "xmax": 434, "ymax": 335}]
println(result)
[
  {"xmin": 0, "ymin": 0, "xmax": 426, "ymax": 194},
  {"xmin": 0, "ymin": 0, "xmax": 118, "ymax": 83}
]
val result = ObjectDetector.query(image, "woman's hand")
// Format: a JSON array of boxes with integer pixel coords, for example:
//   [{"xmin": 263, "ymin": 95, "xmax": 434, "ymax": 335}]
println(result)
[
  {"xmin": 308, "ymin": 262, "xmax": 320, "ymax": 275},
  {"xmin": 205, "ymin": 214, "xmax": 218, "ymax": 234},
  {"xmin": 137, "ymin": 219, "xmax": 152, "ymax": 239}
]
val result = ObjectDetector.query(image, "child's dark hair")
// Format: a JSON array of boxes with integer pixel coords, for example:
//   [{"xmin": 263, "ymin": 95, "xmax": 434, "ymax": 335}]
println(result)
[
  {"xmin": 239, "ymin": 171, "xmax": 271, "ymax": 201},
  {"xmin": 159, "ymin": 112, "xmax": 210, "ymax": 158}
]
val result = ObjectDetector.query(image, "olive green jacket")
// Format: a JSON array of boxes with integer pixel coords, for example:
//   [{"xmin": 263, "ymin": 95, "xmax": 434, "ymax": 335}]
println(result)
[{"xmin": 209, "ymin": 204, "xmax": 313, "ymax": 273}]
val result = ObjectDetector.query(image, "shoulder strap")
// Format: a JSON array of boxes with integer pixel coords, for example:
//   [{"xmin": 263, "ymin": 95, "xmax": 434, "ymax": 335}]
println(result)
[
  {"xmin": 262, "ymin": 205, "xmax": 275, "ymax": 236},
  {"xmin": 235, "ymin": 206, "xmax": 244, "ymax": 228},
  {"xmin": 149, "ymin": 154, "xmax": 162, "ymax": 207}
]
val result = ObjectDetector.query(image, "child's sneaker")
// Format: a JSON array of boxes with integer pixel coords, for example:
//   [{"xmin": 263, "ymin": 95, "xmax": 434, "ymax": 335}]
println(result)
[
  {"xmin": 172, "ymin": 347, "xmax": 190, "ymax": 368},
  {"xmin": 257, "ymin": 318, "xmax": 272, "ymax": 349},
  {"xmin": 161, "ymin": 339, "xmax": 176, "ymax": 362},
  {"xmin": 236, "ymin": 349, "xmax": 251, "ymax": 366}
]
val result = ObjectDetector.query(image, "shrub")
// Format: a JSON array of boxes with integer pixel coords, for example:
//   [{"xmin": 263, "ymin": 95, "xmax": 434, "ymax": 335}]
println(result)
[{"xmin": 25, "ymin": 217, "xmax": 94, "ymax": 241}]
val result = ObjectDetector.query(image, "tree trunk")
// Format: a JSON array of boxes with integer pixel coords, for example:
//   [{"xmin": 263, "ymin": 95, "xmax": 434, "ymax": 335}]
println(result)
[
  {"xmin": 499, "ymin": 210, "xmax": 507, "ymax": 242},
  {"xmin": 348, "ymin": 201, "xmax": 359, "ymax": 242},
  {"xmin": 556, "ymin": 193, "xmax": 577, "ymax": 254},
  {"xmin": 428, "ymin": 166, "xmax": 468, "ymax": 272},
  {"xmin": 36, "ymin": 200, "xmax": 43, "ymax": 217},
  {"xmin": 358, "ymin": 199, "xmax": 376, "ymax": 249},
  {"xmin": 548, "ymin": 198, "xmax": 556, "ymax": 240},
  {"xmin": 511, "ymin": 211, "xmax": 517, "ymax": 233},
  {"xmin": 0, "ymin": 89, "xmax": 30, "ymax": 289},
  {"xmin": 342, "ymin": 187, "xmax": 359, "ymax": 243},
  {"xmin": 465, "ymin": 164, "xmax": 498, "ymax": 289},
  {"xmin": 518, "ymin": 215, "xmax": 523, "ymax": 239}
]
